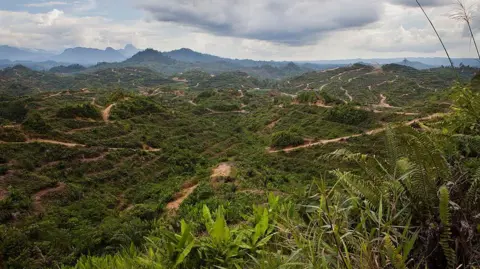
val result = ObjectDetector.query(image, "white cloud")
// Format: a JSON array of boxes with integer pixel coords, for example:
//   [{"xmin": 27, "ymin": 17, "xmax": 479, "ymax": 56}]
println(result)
[
  {"xmin": 0, "ymin": 0, "xmax": 479, "ymax": 60},
  {"xmin": 137, "ymin": 0, "xmax": 383, "ymax": 45},
  {"xmin": 24, "ymin": 1, "xmax": 68, "ymax": 7}
]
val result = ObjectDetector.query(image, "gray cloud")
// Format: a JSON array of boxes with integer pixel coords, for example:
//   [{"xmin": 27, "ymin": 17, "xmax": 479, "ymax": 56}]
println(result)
[
  {"xmin": 24, "ymin": 2, "xmax": 68, "ymax": 7},
  {"xmin": 137, "ymin": 0, "xmax": 383, "ymax": 45},
  {"xmin": 387, "ymin": 0, "xmax": 452, "ymax": 7}
]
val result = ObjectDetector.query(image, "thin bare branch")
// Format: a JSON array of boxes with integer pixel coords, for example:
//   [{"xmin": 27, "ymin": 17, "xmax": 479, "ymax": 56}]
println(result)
[
  {"xmin": 450, "ymin": 0, "xmax": 480, "ymax": 61},
  {"xmin": 416, "ymin": 0, "xmax": 456, "ymax": 70}
]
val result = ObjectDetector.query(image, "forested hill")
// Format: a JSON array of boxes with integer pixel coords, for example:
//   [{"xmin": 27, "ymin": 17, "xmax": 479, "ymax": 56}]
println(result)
[{"xmin": 0, "ymin": 61, "xmax": 479, "ymax": 268}]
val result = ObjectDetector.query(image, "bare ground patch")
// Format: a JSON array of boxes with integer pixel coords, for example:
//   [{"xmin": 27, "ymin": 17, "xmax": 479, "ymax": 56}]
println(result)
[
  {"xmin": 0, "ymin": 188, "xmax": 8, "ymax": 201},
  {"xmin": 166, "ymin": 181, "xmax": 199, "ymax": 212},
  {"xmin": 102, "ymin": 104, "xmax": 115, "ymax": 123}
]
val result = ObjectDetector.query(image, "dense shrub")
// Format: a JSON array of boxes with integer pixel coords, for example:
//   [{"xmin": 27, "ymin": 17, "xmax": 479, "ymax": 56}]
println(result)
[
  {"xmin": 0, "ymin": 128, "xmax": 26, "ymax": 142},
  {"xmin": 296, "ymin": 91, "xmax": 317, "ymax": 103},
  {"xmin": 0, "ymin": 100, "xmax": 29, "ymax": 123},
  {"xmin": 270, "ymin": 131, "xmax": 304, "ymax": 148},
  {"xmin": 111, "ymin": 98, "xmax": 165, "ymax": 119},
  {"xmin": 325, "ymin": 104, "xmax": 371, "ymax": 125},
  {"xmin": 318, "ymin": 91, "xmax": 343, "ymax": 105},
  {"xmin": 23, "ymin": 112, "xmax": 51, "ymax": 133},
  {"xmin": 209, "ymin": 102, "xmax": 241, "ymax": 112},
  {"xmin": 57, "ymin": 103, "xmax": 101, "ymax": 119}
]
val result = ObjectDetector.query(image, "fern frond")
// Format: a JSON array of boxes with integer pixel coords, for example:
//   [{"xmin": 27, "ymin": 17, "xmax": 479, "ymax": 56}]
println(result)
[
  {"xmin": 466, "ymin": 168, "xmax": 480, "ymax": 209},
  {"xmin": 384, "ymin": 234, "xmax": 406, "ymax": 269},
  {"xmin": 439, "ymin": 186, "xmax": 456, "ymax": 269},
  {"xmin": 331, "ymin": 170, "xmax": 380, "ymax": 206},
  {"xmin": 385, "ymin": 126, "xmax": 400, "ymax": 177},
  {"xmin": 322, "ymin": 148, "xmax": 368, "ymax": 163}
]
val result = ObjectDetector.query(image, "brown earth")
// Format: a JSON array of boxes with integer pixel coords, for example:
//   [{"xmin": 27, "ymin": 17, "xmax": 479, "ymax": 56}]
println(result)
[
  {"xmin": 0, "ymin": 188, "xmax": 8, "ymax": 201},
  {"xmin": 102, "ymin": 104, "xmax": 115, "ymax": 123},
  {"xmin": 166, "ymin": 181, "xmax": 199, "ymax": 211},
  {"xmin": 211, "ymin": 163, "xmax": 232, "ymax": 179}
]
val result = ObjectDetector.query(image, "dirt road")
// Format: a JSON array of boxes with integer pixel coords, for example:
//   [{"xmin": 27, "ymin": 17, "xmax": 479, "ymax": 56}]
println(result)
[
  {"xmin": 102, "ymin": 104, "xmax": 115, "ymax": 122},
  {"xmin": 33, "ymin": 182, "xmax": 67, "ymax": 213},
  {"xmin": 166, "ymin": 183, "xmax": 198, "ymax": 211},
  {"xmin": 375, "ymin": 94, "xmax": 394, "ymax": 108},
  {"xmin": 269, "ymin": 113, "xmax": 446, "ymax": 153},
  {"xmin": 342, "ymin": 87, "xmax": 353, "ymax": 102}
]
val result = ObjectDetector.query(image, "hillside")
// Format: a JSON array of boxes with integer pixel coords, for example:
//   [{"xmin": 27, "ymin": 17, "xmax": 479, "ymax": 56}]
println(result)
[
  {"xmin": 85, "ymin": 49, "xmax": 320, "ymax": 79},
  {"xmin": 0, "ymin": 61, "xmax": 479, "ymax": 269},
  {"xmin": 49, "ymin": 64, "xmax": 87, "ymax": 74}
]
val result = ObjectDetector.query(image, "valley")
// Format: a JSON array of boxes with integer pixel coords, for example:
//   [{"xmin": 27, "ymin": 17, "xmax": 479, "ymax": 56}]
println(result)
[{"xmin": 0, "ymin": 54, "xmax": 479, "ymax": 269}]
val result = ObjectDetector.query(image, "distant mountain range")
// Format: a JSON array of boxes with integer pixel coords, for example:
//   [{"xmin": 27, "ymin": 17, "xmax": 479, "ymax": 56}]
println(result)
[
  {"xmin": 308, "ymin": 57, "xmax": 480, "ymax": 68},
  {"xmin": 0, "ymin": 45, "xmax": 54, "ymax": 62},
  {"xmin": 90, "ymin": 49, "xmax": 328, "ymax": 79},
  {"xmin": 0, "ymin": 44, "xmax": 479, "ymax": 76},
  {"xmin": 52, "ymin": 47, "xmax": 126, "ymax": 64},
  {"xmin": 0, "ymin": 44, "xmax": 141, "ymax": 65},
  {"xmin": 394, "ymin": 59, "xmax": 435, "ymax": 70}
]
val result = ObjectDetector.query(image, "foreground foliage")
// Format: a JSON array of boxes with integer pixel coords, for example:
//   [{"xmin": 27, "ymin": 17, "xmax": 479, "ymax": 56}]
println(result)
[{"xmin": 0, "ymin": 65, "xmax": 478, "ymax": 268}]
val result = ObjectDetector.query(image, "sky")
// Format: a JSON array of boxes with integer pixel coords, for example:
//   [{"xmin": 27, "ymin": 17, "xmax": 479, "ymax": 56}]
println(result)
[{"xmin": 0, "ymin": 0, "xmax": 479, "ymax": 60}]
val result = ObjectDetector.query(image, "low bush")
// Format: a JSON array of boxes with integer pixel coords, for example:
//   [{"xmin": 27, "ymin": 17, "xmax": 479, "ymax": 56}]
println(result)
[{"xmin": 270, "ymin": 131, "xmax": 304, "ymax": 148}]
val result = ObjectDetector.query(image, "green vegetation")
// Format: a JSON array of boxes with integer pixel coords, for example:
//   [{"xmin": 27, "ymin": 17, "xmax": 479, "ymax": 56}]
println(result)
[
  {"xmin": 270, "ymin": 130, "xmax": 304, "ymax": 148},
  {"xmin": 325, "ymin": 105, "xmax": 372, "ymax": 125},
  {"xmin": 57, "ymin": 104, "xmax": 101, "ymax": 120},
  {"xmin": 0, "ymin": 59, "xmax": 479, "ymax": 269}
]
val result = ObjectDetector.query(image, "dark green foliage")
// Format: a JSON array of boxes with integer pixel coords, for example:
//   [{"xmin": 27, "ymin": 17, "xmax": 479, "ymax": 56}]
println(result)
[
  {"xmin": 57, "ymin": 104, "xmax": 101, "ymax": 120},
  {"xmin": 0, "ymin": 127, "xmax": 26, "ymax": 142},
  {"xmin": 23, "ymin": 111, "xmax": 51, "ymax": 133},
  {"xmin": 319, "ymin": 91, "xmax": 343, "ymax": 105},
  {"xmin": 0, "ymin": 60, "xmax": 479, "ymax": 269},
  {"xmin": 296, "ymin": 91, "xmax": 317, "ymax": 103},
  {"xmin": 271, "ymin": 131, "xmax": 304, "ymax": 148},
  {"xmin": 50, "ymin": 64, "xmax": 86, "ymax": 74},
  {"xmin": 111, "ymin": 97, "xmax": 165, "ymax": 119},
  {"xmin": 325, "ymin": 104, "xmax": 371, "ymax": 125},
  {"xmin": 0, "ymin": 98, "xmax": 29, "ymax": 122}
]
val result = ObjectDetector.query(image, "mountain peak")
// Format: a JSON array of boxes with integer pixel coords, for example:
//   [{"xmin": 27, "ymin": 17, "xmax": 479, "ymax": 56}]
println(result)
[
  {"xmin": 178, "ymin": 48, "xmax": 194, "ymax": 52},
  {"xmin": 125, "ymin": 49, "xmax": 175, "ymax": 64},
  {"xmin": 284, "ymin": 62, "xmax": 301, "ymax": 70},
  {"xmin": 124, "ymin": 44, "xmax": 136, "ymax": 50},
  {"xmin": 165, "ymin": 48, "xmax": 222, "ymax": 63}
]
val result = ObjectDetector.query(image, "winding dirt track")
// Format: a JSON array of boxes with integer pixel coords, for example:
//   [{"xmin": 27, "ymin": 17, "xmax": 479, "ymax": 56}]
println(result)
[
  {"xmin": 267, "ymin": 119, "xmax": 280, "ymax": 129},
  {"xmin": 319, "ymin": 83, "xmax": 330, "ymax": 91},
  {"xmin": 342, "ymin": 87, "xmax": 353, "ymax": 102},
  {"xmin": 65, "ymin": 126, "xmax": 96, "ymax": 134},
  {"xmin": 33, "ymin": 182, "xmax": 67, "ymax": 213},
  {"xmin": 166, "ymin": 184, "xmax": 198, "ymax": 211},
  {"xmin": 269, "ymin": 113, "xmax": 446, "ymax": 153},
  {"xmin": 375, "ymin": 94, "xmax": 394, "ymax": 108},
  {"xmin": 102, "ymin": 104, "xmax": 115, "ymax": 123},
  {"xmin": 28, "ymin": 139, "xmax": 85, "ymax": 147}
]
